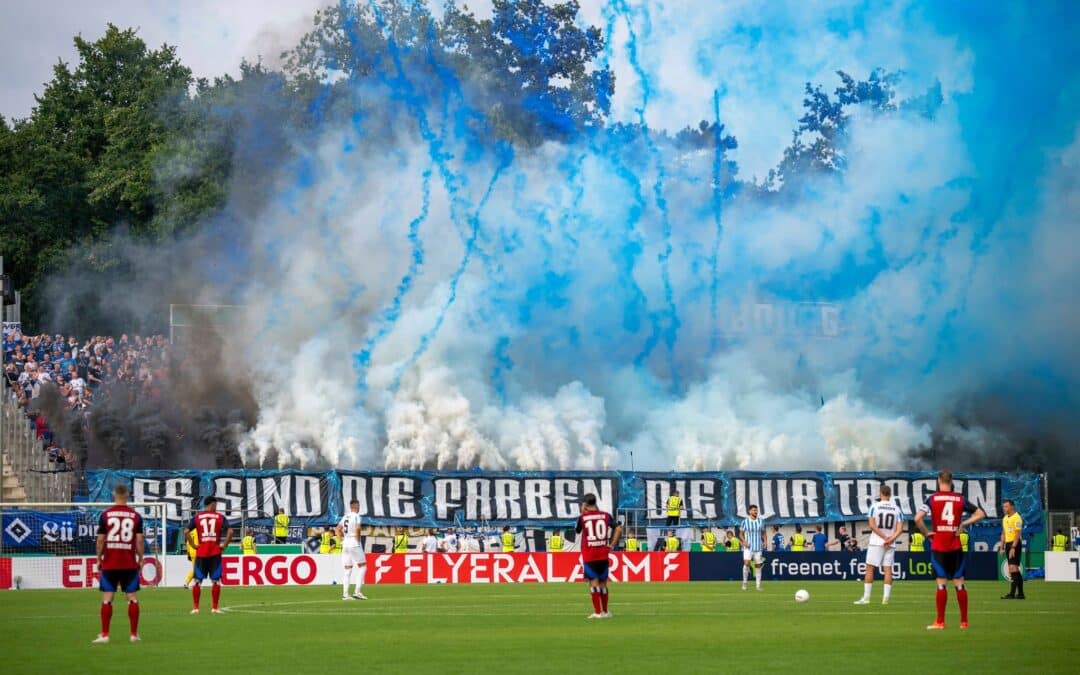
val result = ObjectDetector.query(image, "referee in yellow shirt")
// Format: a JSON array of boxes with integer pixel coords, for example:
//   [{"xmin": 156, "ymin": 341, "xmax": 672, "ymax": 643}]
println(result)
[{"xmin": 1001, "ymin": 499, "xmax": 1025, "ymax": 600}]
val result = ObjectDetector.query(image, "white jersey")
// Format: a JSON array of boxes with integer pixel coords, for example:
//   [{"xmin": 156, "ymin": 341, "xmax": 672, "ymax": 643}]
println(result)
[
  {"xmin": 739, "ymin": 516, "xmax": 765, "ymax": 552},
  {"xmin": 443, "ymin": 533, "xmax": 458, "ymax": 552},
  {"xmin": 867, "ymin": 500, "xmax": 903, "ymax": 547},
  {"xmin": 422, "ymin": 535, "xmax": 439, "ymax": 552},
  {"xmin": 338, "ymin": 512, "xmax": 362, "ymax": 547}
]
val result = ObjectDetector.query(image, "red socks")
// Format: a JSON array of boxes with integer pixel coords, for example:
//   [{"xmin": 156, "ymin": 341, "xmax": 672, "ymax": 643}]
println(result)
[
  {"xmin": 100, "ymin": 602, "xmax": 113, "ymax": 637},
  {"xmin": 128, "ymin": 601, "xmax": 140, "ymax": 636},
  {"xmin": 192, "ymin": 584, "xmax": 201, "ymax": 609},
  {"xmin": 599, "ymin": 588, "xmax": 609, "ymax": 613},
  {"xmin": 956, "ymin": 586, "xmax": 968, "ymax": 623},
  {"xmin": 590, "ymin": 588, "xmax": 602, "ymax": 613},
  {"xmin": 211, "ymin": 583, "xmax": 221, "ymax": 610},
  {"xmin": 935, "ymin": 586, "xmax": 947, "ymax": 623}
]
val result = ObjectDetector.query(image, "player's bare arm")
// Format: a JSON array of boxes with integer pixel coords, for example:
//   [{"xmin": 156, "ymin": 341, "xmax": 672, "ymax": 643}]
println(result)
[
  {"xmin": 961, "ymin": 507, "xmax": 986, "ymax": 530},
  {"xmin": 221, "ymin": 526, "xmax": 235, "ymax": 551},
  {"xmin": 915, "ymin": 508, "xmax": 931, "ymax": 537},
  {"xmin": 335, "ymin": 522, "xmax": 344, "ymax": 539},
  {"xmin": 95, "ymin": 531, "xmax": 105, "ymax": 566},
  {"xmin": 609, "ymin": 522, "xmax": 623, "ymax": 550},
  {"xmin": 868, "ymin": 516, "xmax": 887, "ymax": 544},
  {"xmin": 135, "ymin": 532, "xmax": 145, "ymax": 567}
]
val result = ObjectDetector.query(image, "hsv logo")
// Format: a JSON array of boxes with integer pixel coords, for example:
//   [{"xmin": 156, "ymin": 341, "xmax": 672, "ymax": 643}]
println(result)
[{"xmin": 4, "ymin": 518, "xmax": 30, "ymax": 544}]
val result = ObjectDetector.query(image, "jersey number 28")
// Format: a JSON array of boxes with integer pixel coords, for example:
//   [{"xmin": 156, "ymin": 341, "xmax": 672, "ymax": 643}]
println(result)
[{"xmin": 106, "ymin": 516, "xmax": 135, "ymax": 543}]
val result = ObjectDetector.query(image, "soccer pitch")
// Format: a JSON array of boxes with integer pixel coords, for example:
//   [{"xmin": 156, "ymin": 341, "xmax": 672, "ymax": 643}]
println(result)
[{"xmin": 1, "ymin": 581, "xmax": 1077, "ymax": 674}]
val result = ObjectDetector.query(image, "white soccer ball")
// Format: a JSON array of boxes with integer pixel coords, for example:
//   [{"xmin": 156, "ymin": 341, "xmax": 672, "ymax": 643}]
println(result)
[{"xmin": 794, "ymin": 589, "xmax": 810, "ymax": 603}]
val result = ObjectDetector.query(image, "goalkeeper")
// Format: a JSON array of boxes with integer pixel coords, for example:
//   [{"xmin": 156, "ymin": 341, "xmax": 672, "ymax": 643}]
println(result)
[{"xmin": 183, "ymin": 529, "xmax": 199, "ymax": 588}]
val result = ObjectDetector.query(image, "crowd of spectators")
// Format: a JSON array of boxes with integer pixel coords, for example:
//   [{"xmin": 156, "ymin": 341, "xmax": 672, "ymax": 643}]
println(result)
[{"xmin": 1, "ymin": 329, "xmax": 171, "ymax": 469}]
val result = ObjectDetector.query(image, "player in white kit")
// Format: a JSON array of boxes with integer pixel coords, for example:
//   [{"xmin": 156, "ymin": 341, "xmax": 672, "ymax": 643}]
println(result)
[
  {"xmin": 336, "ymin": 499, "xmax": 367, "ymax": 600},
  {"xmin": 855, "ymin": 484, "xmax": 903, "ymax": 605},
  {"xmin": 442, "ymin": 529, "xmax": 459, "ymax": 552},
  {"xmin": 739, "ymin": 505, "xmax": 766, "ymax": 590}
]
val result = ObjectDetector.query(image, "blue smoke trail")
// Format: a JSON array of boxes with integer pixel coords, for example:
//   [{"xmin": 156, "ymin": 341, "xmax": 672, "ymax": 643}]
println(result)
[
  {"xmin": 391, "ymin": 148, "xmax": 513, "ymax": 390},
  {"xmin": 610, "ymin": 0, "xmax": 681, "ymax": 391},
  {"xmin": 708, "ymin": 89, "xmax": 724, "ymax": 356}
]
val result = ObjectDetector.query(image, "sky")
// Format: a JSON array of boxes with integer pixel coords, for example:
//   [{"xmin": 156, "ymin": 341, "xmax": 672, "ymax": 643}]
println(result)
[{"xmin": 0, "ymin": 0, "xmax": 325, "ymax": 121}]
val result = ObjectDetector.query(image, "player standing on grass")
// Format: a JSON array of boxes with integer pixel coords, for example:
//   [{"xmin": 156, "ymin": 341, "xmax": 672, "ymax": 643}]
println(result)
[
  {"xmin": 336, "ymin": 499, "xmax": 367, "ymax": 600},
  {"xmin": 576, "ymin": 493, "xmax": 622, "ymax": 619},
  {"xmin": 915, "ymin": 470, "xmax": 985, "ymax": 630},
  {"xmin": 855, "ymin": 485, "xmax": 903, "ymax": 605},
  {"xmin": 93, "ymin": 484, "xmax": 144, "ymax": 644},
  {"xmin": 739, "ymin": 505, "xmax": 766, "ymax": 590},
  {"xmin": 184, "ymin": 496, "xmax": 233, "ymax": 614}
]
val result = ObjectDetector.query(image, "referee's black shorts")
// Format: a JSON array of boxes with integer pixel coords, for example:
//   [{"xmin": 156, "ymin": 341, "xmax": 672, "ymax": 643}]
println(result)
[{"xmin": 1005, "ymin": 541, "xmax": 1023, "ymax": 566}]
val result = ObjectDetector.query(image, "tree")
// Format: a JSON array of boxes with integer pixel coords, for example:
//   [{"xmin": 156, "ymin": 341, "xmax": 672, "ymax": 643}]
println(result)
[{"xmin": 281, "ymin": 0, "xmax": 613, "ymax": 147}]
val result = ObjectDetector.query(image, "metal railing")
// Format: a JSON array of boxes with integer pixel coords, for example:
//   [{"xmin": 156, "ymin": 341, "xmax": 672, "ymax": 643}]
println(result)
[{"xmin": 1, "ymin": 385, "xmax": 74, "ymax": 502}]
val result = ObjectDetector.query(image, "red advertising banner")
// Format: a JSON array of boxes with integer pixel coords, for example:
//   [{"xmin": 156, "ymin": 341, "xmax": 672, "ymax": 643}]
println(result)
[
  {"xmin": 364, "ymin": 552, "xmax": 689, "ymax": 585},
  {"xmin": 3, "ymin": 552, "xmax": 689, "ymax": 589}
]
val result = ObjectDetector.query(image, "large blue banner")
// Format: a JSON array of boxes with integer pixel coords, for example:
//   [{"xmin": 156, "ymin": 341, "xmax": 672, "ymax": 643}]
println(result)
[{"xmin": 85, "ymin": 470, "xmax": 1044, "ymax": 531}]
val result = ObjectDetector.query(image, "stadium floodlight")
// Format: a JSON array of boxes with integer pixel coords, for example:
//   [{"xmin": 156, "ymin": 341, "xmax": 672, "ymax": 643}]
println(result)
[{"xmin": 0, "ymin": 502, "xmax": 168, "ymax": 590}]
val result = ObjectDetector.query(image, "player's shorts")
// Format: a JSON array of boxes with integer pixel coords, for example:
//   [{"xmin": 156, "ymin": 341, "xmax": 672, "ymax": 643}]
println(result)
[
  {"xmin": 341, "ymin": 545, "xmax": 366, "ymax": 567},
  {"xmin": 865, "ymin": 545, "xmax": 895, "ymax": 568},
  {"xmin": 1005, "ymin": 541, "xmax": 1023, "ymax": 566},
  {"xmin": 582, "ymin": 559, "xmax": 610, "ymax": 581},
  {"xmin": 930, "ymin": 549, "xmax": 967, "ymax": 580},
  {"xmin": 742, "ymin": 550, "xmax": 763, "ymax": 564},
  {"xmin": 100, "ymin": 568, "xmax": 140, "ymax": 593},
  {"xmin": 194, "ymin": 555, "xmax": 223, "ymax": 582}
]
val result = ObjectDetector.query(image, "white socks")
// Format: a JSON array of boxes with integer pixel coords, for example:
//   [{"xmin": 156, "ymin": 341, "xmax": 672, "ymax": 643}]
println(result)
[
  {"xmin": 353, "ymin": 567, "xmax": 364, "ymax": 596},
  {"xmin": 742, "ymin": 565, "xmax": 750, "ymax": 583},
  {"xmin": 883, "ymin": 583, "xmax": 892, "ymax": 601},
  {"xmin": 862, "ymin": 582, "xmax": 872, "ymax": 600},
  {"xmin": 755, "ymin": 567, "xmax": 762, "ymax": 587},
  {"xmin": 342, "ymin": 567, "xmax": 352, "ymax": 596}
]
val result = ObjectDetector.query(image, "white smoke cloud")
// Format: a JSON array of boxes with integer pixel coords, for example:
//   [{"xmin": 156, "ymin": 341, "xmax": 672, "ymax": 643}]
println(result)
[{"xmin": 204, "ymin": 1, "xmax": 1075, "ymax": 474}]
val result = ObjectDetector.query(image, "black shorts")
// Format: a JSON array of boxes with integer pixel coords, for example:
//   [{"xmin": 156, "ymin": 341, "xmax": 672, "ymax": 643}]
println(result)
[
  {"xmin": 665, "ymin": 515, "xmax": 680, "ymax": 526},
  {"xmin": 583, "ymin": 560, "xmax": 610, "ymax": 581},
  {"xmin": 930, "ymin": 549, "xmax": 967, "ymax": 580},
  {"xmin": 1005, "ymin": 541, "xmax": 1023, "ymax": 566},
  {"xmin": 100, "ymin": 568, "xmax": 140, "ymax": 594},
  {"xmin": 194, "ymin": 555, "xmax": 223, "ymax": 582}
]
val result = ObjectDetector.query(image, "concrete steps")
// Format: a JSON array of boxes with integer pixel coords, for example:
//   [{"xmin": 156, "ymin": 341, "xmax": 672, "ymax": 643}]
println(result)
[{"xmin": 2, "ymin": 456, "xmax": 28, "ymax": 503}]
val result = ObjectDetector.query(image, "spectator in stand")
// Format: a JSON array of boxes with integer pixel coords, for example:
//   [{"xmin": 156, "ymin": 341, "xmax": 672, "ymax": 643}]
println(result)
[
  {"xmin": 811, "ymin": 525, "xmax": 828, "ymax": 552},
  {"xmin": 834, "ymin": 526, "xmax": 850, "ymax": 551}
]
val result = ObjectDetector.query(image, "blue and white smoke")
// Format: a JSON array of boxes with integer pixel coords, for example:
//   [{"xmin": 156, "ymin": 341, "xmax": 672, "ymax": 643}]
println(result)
[{"xmin": 224, "ymin": 0, "xmax": 1079, "ymax": 472}]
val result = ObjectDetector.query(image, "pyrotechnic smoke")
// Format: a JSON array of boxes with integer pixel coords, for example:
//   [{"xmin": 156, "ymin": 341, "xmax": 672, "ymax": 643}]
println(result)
[{"xmin": 40, "ymin": 1, "xmax": 1080, "ymax": 495}]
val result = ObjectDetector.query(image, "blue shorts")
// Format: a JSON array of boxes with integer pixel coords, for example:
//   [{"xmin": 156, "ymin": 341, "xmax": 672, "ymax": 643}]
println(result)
[
  {"xmin": 100, "ymin": 569, "xmax": 140, "ymax": 593},
  {"xmin": 583, "ymin": 560, "xmax": 610, "ymax": 581},
  {"xmin": 930, "ymin": 550, "xmax": 967, "ymax": 580},
  {"xmin": 194, "ymin": 555, "xmax": 223, "ymax": 582}
]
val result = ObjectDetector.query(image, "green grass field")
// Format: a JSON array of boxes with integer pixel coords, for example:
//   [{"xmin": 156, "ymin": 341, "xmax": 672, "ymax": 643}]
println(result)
[{"xmin": 1, "ymin": 581, "xmax": 1077, "ymax": 674}]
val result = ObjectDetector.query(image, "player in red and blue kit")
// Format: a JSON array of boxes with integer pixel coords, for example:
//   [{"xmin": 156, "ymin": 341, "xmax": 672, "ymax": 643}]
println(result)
[
  {"xmin": 93, "ymin": 484, "xmax": 145, "ymax": 644},
  {"xmin": 575, "ymin": 493, "xmax": 622, "ymax": 619},
  {"xmin": 184, "ymin": 496, "xmax": 233, "ymax": 614},
  {"xmin": 915, "ymin": 470, "xmax": 986, "ymax": 630}
]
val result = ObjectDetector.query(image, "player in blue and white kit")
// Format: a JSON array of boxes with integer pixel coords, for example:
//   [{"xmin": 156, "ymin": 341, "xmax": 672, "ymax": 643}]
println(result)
[
  {"xmin": 855, "ymin": 485, "xmax": 903, "ymax": 605},
  {"xmin": 739, "ymin": 505, "xmax": 766, "ymax": 590},
  {"xmin": 336, "ymin": 499, "xmax": 367, "ymax": 600}
]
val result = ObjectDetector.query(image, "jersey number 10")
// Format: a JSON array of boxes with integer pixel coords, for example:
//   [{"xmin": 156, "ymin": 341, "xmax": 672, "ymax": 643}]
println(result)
[{"xmin": 584, "ymin": 518, "xmax": 608, "ymax": 544}]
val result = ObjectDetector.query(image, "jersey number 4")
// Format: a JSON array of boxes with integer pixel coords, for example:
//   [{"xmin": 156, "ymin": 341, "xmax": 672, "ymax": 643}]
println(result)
[
  {"xmin": 584, "ymin": 518, "xmax": 608, "ymax": 544},
  {"xmin": 940, "ymin": 501, "xmax": 955, "ymax": 525},
  {"xmin": 106, "ymin": 516, "xmax": 135, "ymax": 543}
]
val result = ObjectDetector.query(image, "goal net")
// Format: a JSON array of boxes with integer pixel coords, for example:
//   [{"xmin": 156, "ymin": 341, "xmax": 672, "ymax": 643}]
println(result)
[{"xmin": 0, "ymin": 502, "xmax": 168, "ymax": 590}]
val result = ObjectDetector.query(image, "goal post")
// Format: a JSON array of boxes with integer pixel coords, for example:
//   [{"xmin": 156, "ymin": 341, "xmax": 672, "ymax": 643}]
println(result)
[{"xmin": 0, "ymin": 502, "xmax": 168, "ymax": 590}]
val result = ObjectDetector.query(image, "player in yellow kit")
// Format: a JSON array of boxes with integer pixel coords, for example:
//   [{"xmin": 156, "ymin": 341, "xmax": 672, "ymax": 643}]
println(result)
[{"xmin": 183, "ymin": 530, "xmax": 200, "ymax": 588}]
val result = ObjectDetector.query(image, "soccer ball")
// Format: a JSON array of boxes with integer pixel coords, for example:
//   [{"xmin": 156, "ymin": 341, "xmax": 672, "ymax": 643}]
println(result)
[{"xmin": 794, "ymin": 589, "xmax": 810, "ymax": 603}]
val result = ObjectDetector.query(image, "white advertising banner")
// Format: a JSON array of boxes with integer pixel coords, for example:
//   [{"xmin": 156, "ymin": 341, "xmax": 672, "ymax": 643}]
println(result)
[{"xmin": 1045, "ymin": 551, "xmax": 1080, "ymax": 582}]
